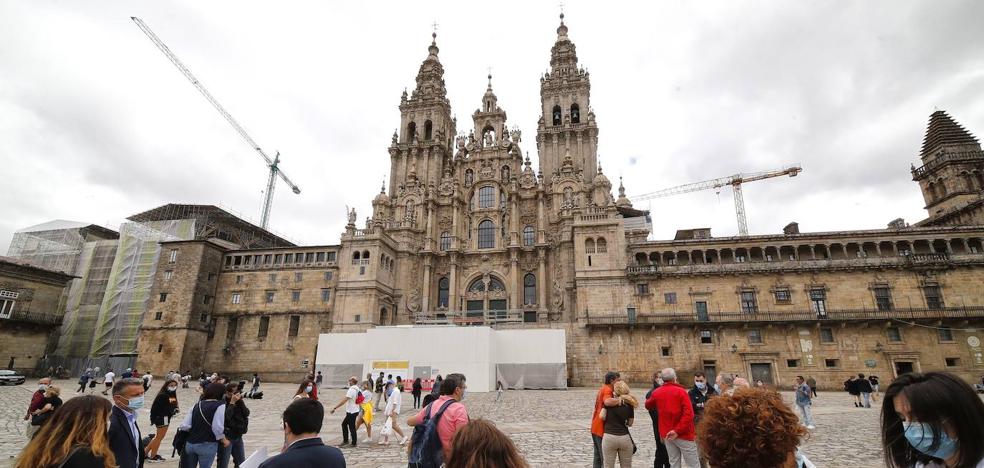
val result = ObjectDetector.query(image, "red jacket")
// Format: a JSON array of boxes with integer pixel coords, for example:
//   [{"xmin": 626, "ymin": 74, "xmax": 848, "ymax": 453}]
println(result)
[
  {"xmin": 644, "ymin": 382, "xmax": 695, "ymax": 441},
  {"xmin": 26, "ymin": 390, "xmax": 44, "ymax": 417}
]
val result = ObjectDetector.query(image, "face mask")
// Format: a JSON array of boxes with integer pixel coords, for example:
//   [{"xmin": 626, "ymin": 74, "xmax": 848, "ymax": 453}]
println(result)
[
  {"xmin": 904, "ymin": 421, "xmax": 958, "ymax": 459},
  {"xmin": 126, "ymin": 395, "xmax": 145, "ymax": 411},
  {"xmin": 39, "ymin": 384, "xmax": 48, "ymax": 391},
  {"xmin": 168, "ymin": 387, "xmax": 177, "ymax": 393},
  {"xmin": 695, "ymin": 382, "xmax": 706, "ymax": 390},
  {"xmin": 460, "ymin": 389, "xmax": 467, "ymax": 401},
  {"xmin": 305, "ymin": 386, "xmax": 313, "ymax": 394}
]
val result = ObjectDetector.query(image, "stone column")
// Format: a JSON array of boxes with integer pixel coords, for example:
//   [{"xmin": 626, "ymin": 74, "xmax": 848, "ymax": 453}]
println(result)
[
  {"xmin": 421, "ymin": 258, "xmax": 432, "ymax": 314},
  {"xmin": 537, "ymin": 193, "xmax": 546, "ymax": 243},
  {"xmin": 452, "ymin": 201, "xmax": 459, "ymax": 249},
  {"xmin": 538, "ymin": 250, "xmax": 547, "ymax": 317},
  {"xmin": 449, "ymin": 253, "xmax": 458, "ymax": 313},
  {"xmin": 509, "ymin": 251, "xmax": 519, "ymax": 312}
]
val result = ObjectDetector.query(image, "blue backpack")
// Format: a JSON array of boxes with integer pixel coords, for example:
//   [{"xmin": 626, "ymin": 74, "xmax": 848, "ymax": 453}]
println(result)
[{"xmin": 408, "ymin": 399, "xmax": 457, "ymax": 468}]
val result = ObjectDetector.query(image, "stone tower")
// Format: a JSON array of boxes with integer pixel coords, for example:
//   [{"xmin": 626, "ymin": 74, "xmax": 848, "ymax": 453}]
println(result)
[
  {"xmin": 912, "ymin": 111, "xmax": 984, "ymax": 217},
  {"xmin": 536, "ymin": 13, "xmax": 599, "ymax": 184}
]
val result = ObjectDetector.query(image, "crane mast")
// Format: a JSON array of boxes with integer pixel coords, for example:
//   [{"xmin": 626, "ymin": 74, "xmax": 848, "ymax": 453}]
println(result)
[
  {"xmin": 131, "ymin": 16, "xmax": 300, "ymax": 229},
  {"xmin": 631, "ymin": 165, "xmax": 802, "ymax": 236}
]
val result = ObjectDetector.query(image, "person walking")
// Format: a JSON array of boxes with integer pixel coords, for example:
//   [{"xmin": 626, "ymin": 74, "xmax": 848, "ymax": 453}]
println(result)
[
  {"xmin": 315, "ymin": 371, "xmax": 323, "ymax": 390},
  {"xmin": 645, "ymin": 372, "xmax": 671, "ymax": 468},
  {"xmin": 412, "ymin": 377, "xmax": 423, "ymax": 409},
  {"xmin": 29, "ymin": 384, "xmax": 63, "ymax": 434},
  {"xmin": 77, "ymin": 368, "xmax": 93, "ymax": 394},
  {"xmin": 257, "ymin": 399, "xmax": 345, "ymax": 468},
  {"xmin": 645, "ymin": 368, "xmax": 699, "ymax": 468},
  {"xmin": 407, "ymin": 373, "xmax": 469, "ymax": 464},
  {"xmin": 355, "ymin": 380, "xmax": 374, "ymax": 443},
  {"xmin": 794, "ymin": 376, "xmax": 815, "ymax": 429},
  {"xmin": 381, "ymin": 381, "xmax": 407, "ymax": 445},
  {"xmin": 16, "ymin": 395, "xmax": 118, "ymax": 468},
  {"xmin": 108, "ymin": 378, "xmax": 147, "ymax": 468},
  {"xmin": 142, "ymin": 373, "xmax": 153, "ymax": 392},
  {"xmin": 101, "ymin": 369, "xmax": 115, "ymax": 395},
  {"xmin": 329, "ymin": 376, "xmax": 362, "ymax": 447},
  {"xmin": 868, "ymin": 374, "xmax": 879, "ymax": 401},
  {"xmin": 176, "ymin": 383, "xmax": 230, "ymax": 468},
  {"xmin": 857, "ymin": 373, "xmax": 873, "ymax": 408},
  {"xmin": 495, "ymin": 380, "xmax": 504, "ymax": 402},
  {"xmin": 591, "ymin": 371, "xmax": 622, "ymax": 468},
  {"xmin": 374, "ymin": 372, "xmax": 386, "ymax": 411},
  {"xmin": 145, "ymin": 378, "xmax": 180, "ymax": 462},
  {"xmin": 844, "ymin": 375, "xmax": 862, "ymax": 407},
  {"xmin": 805, "ymin": 376, "xmax": 818, "ymax": 398},
  {"xmin": 603, "ymin": 381, "xmax": 637, "ymax": 468},
  {"xmin": 446, "ymin": 419, "xmax": 528, "ymax": 468},
  {"xmin": 218, "ymin": 382, "xmax": 250, "ymax": 468},
  {"xmin": 24, "ymin": 376, "xmax": 51, "ymax": 439}
]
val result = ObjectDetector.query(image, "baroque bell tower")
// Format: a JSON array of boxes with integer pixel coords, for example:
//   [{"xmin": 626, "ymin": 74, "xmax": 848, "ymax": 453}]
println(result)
[{"xmin": 536, "ymin": 13, "xmax": 599, "ymax": 186}]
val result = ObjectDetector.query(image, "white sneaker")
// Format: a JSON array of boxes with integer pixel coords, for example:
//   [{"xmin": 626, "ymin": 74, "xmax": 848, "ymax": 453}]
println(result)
[
  {"xmin": 362, "ymin": 438, "xmax": 371, "ymax": 443},
  {"xmin": 807, "ymin": 425, "xmax": 816, "ymax": 429}
]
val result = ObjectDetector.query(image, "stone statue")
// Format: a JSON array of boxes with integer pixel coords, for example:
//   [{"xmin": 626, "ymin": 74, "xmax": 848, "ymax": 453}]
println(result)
[
  {"xmin": 347, "ymin": 206, "xmax": 357, "ymax": 225},
  {"xmin": 467, "ymin": 130, "xmax": 477, "ymax": 151},
  {"xmin": 406, "ymin": 288, "xmax": 422, "ymax": 314},
  {"xmin": 484, "ymin": 130, "xmax": 494, "ymax": 147},
  {"xmin": 464, "ymin": 169, "xmax": 474, "ymax": 186},
  {"xmin": 552, "ymin": 279, "xmax": 565, "ymax": 311}
]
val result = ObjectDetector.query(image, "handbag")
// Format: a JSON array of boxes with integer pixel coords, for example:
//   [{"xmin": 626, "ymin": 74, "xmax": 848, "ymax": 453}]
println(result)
[{"xmin": 630, "ymin": 433, "xmax": 637, "ymax": 454}]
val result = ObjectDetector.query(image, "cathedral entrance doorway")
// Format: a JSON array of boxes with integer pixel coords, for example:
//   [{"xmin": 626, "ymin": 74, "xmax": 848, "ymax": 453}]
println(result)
[{"xmin": 465, "ymin": 276, "xmax": 509, "ymax": 323}]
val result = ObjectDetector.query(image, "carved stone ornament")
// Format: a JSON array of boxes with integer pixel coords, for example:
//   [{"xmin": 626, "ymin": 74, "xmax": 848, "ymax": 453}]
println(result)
[
  {"xmin": 406, "ymin": 288, "xmax": 422, "ymax": 314},
  {"xmin": 552, "ymin": 278, "xmax": 565, "ymax": 311},
  {"xmin": 438, "ymin": 216, "xmax": 452, "ymax": 230},
  {"xmin": 478, "ymin": 160, "xmax": 496, "ymax": 180}
]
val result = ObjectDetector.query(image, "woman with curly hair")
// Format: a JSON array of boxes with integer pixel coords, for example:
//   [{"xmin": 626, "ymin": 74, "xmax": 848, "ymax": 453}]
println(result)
[
  {"xmin": 446, "ymin": 418, "xmax": 527, "ymax": 468},
  {"xmin": 696, "ymin": 388, "xmax": 814, "ymax": 468},
  {"xmin": 881, "ymin": 372, "xmax": 984, "ymax": 468},
  {"xmin": 16, "ymin": 395, "xmax": 117, "ymax": 468}
]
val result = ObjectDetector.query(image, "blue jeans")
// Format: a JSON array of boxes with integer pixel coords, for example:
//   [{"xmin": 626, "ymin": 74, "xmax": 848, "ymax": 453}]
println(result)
[
  {"xmin": 185, "ymin": 441, "xmax": 219, "ymax": 468},
  {"xmin": 217, "ymin": 437, "xmax": 245, "ymax": 468}
]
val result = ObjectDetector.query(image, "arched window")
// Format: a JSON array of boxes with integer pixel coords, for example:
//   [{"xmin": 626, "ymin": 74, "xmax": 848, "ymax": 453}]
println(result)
[
  {"xmin": 570, "ymin": 103, "xmax": 580, "ymax": 124},
  {"xmin": 424, "ymin": 120, "xmax": 433, "ymax": 140},
  {"xmin": 438, "ymin": 277, "xmax": 449, "ymax": 308},
  {"xmin": 468, "ymin": 278, "xmax": 486, "ymax": 292},
  {"xmin": 407, "ymin": 122, "xmax": 417, "ymax": 142},
  {"xmin": 523, "ymin": 226, "xmax": 535, "ymax": 246},
  {"xmin": 440, "ymin": 231, "xmax": 451, "ymax": 251},
  {"xmin": 585, "ymin": 238, "xmax": 596, "ymax": 254},
  {"xmin": 352, "ymin": 251, "xmax": 360, "ymax": 265},
  {"xmin": 362, "ymin": 250, "xmax": 370, "ymax": 259},
  {"xmin": 524, "ymin": 273, "xmax": 536, "ymax": 305},
  {"xmin": 478, "ymin": 220, "xmax": 495, "ymax": 249},
  {"xmin": 488, "ymin": 277, "xmax": 505, "ymax": 291},
  {"xmin": 928, "ymin": 182, "xmax": 938, "ymax": 201},
  {"xmin": 552, "ymin": 105, "xmax": 562, "ymax": 126},
  {"xmin": 380, "ymin": 307, "xmax": 388, "ymax": 323},
  {"xmin": 596, "ymin": 237, "xmax": 608, "ymax": 253},
  {"xmin": 478, "ymin": 186, "xmax": 495, "ymax": 208},
  {"xmin": 937, "ymin": 178, "xmax": 947, "ymax": 197}
]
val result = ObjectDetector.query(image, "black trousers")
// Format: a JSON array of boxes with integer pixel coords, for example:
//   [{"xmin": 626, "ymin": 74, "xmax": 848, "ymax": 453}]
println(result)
[
  {"xmin": 342, "ymin": 412, "xmax": 358, "ymax": 445},
  {"xmin": 654, "ymin": 437, "xmax": 671, "ymax": 468},
  {"xmin": 412, "ymin": 393, "xmax": 421, "ymax": 408}
]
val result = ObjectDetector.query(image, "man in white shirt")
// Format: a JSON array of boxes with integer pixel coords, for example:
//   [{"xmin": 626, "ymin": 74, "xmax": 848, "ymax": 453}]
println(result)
[
  {"xmin": 101, "ymin": 369, "xmax": 116, "ymax": 395},
  {"xmin": 329, "ymin": 376, "xmax": 362, "ymax": 447},
  {"xmin": 383, "ymin": 381, "xmax": 407, "ymax": 445}
]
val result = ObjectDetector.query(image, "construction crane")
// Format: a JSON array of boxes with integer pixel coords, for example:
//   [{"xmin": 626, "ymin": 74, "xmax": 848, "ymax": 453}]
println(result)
[
  {"xmin": 631, "ymin": 164, "xmax": 802, "ymax": 236},
  {"xmin": 131, "ymin": 17, "xmax": 300, "ymax": 229}
]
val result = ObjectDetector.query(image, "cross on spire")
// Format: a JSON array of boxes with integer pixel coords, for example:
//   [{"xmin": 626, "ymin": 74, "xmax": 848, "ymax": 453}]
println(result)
[{"xmin": 559, "ymin": 2, "xmax": 565, "ymax": 21}]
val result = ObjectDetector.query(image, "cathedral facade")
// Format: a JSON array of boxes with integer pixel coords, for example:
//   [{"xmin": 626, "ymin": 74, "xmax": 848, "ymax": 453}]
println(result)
[{"xmin": 134, "ymin": 17, "xmax": 984, "ymax": 389}]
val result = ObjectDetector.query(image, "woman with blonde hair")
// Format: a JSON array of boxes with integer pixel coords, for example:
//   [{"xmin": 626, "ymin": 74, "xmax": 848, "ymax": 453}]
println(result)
[
  {"xmin": 603, "ymin": 380, "xmax": 638, "ymax": 468},
  {"xmin": 17, "ymin": 395, "xmax": 117, "ymax": 468},
  {"xmin": 446, "ymin": 418, "xmax": 528, "ymax": 468},
  {"xmin": 30, "ymin": 384, "xmax": 63, "ymax": 431}
]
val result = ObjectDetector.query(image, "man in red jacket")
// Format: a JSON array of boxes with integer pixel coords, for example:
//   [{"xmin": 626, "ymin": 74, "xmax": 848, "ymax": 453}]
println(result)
[{"xmin": 645, "ymin": 368, "xmax": 699, "ymax": 468}]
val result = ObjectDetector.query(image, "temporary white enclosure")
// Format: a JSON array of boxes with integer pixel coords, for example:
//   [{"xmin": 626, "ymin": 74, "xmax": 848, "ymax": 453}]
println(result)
[{"xmin": 315, "ymin": 326, "xmax": 567, "ymax": 391}]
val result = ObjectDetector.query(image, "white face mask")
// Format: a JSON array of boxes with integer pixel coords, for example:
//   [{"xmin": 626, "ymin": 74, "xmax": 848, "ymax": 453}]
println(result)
[{"xmin": 305, "ymin": 386, "xmax": 313, "ymax": 393}]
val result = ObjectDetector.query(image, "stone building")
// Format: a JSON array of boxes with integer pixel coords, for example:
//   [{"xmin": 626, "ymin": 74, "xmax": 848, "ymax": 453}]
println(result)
[
  {"xmin": 125, "ymin": 16, "xmax": 984, "ymax": 388},
  {"xmin": 0, "ymin": 256, "xmax": 75, "ymax": 374}
]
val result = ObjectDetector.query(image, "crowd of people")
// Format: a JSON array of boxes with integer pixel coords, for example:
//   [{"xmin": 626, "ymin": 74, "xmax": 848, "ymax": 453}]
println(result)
[{"xmin": 13, "ymin": 366, "xmax": 984, "ymax": 468}]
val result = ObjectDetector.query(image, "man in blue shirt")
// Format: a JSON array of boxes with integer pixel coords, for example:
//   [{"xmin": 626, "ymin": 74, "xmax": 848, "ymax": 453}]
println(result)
[{"xmin": 794, "ymin": 375, "xmax": 815, "ymax": 429}]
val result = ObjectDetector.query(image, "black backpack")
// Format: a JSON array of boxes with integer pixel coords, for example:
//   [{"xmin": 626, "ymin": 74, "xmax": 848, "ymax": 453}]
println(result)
[{"xmin": 408, "ymin": 399, "xmax": 456, "ymax": 468}]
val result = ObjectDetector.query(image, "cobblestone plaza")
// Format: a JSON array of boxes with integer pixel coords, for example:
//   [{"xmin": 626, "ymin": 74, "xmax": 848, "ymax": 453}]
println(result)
[{"xmin": 0, "ymin": 380, "xmax": 912, "ymax": 467}]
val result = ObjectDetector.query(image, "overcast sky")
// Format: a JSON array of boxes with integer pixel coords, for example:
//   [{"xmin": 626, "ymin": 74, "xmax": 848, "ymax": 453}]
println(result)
[{"xmin": 2, "ymin": 1, "xmax": 983, "ymax": 252}]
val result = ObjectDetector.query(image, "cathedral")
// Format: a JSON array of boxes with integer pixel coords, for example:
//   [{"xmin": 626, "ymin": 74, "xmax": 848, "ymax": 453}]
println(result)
[{"xmin": 119, "ymin": 16, "xmax": 984, "ymax": 389}]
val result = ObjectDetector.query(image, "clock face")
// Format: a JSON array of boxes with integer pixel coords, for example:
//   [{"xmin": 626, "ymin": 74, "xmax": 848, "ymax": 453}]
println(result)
[{"xmin": 968, "ymin": 336, "xmax": 981, "ymax": 348}]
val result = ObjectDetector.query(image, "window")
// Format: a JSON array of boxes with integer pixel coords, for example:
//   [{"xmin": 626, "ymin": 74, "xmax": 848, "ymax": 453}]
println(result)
[
  {"xmin": 207, "ymin": 318, "xmax": 216, "ymax": 338},
  {"xmin": 585, "ymin": 238, "xmax": 596, "ymax": 254},
  {"xmin": 735, "ymin": 254, "xmax": 747, "ymax": 263},
  {"xmin": 226, "ymin": 317, "xmax": 238, "ymax": 341},
  {"xmin": 295, "ymin": 272, "xmax": 303, "ymax": 282},
  {"xmin": 154, "ymin": 311, "xmax": 162, "ymax": 320},
  {"xmin": 291, "ymin": 290, "xmax": 301, "ymax": 303},
  {"xmin": 288, "ymin": 315, "xmax": 300, "ymax": 337},
  {"xmin": 766, "ymin": 254, "xmax": 774, "ymax": 262},
  {"xmin": 820, "ymin": 327, "xmax": 835, "ymax": 343},
  {"xmin": 305, "ymin": 253, "xmax": 315, "ymax": 263},
  {"xmin": 318, "ymin": 271, "xmax": 330, "ymax": 282},
  {"xmin": 235, "ymin": 275, "xmax": 243, "ymax": 284},
  {"xmin": 257, "ymin": 316, "xmax": 270, "ymax": 338},
  {"xmin": 436, "ymin": 277, "xmax": 450, "ymax": 308},
  {"xmin": 489, "ymin": 277, "xmax": 506, "ymax": 291},
  {"xmin": 469, "ymin": 279, "xmax": 486, "ymax": 292},
  {"xmin": 274, "ymin": 254, "xmax": 283, "ymax": 264},
  {"xmin": 552, "ymin": 105, "xmax": 562, "ymax": 126},
  {"xmin": 774, "ymin": 289, "xmax": 791, "ymax": 303},
  {"xmin": 938, "ymin": 327, "xmax": 954, "ymax": 342},
  {"xmin": 285, "ymin": 253, "xmax": 294, "ymax": 264},
  {"xmin": 203, "ymin": 295, "xmax": 212, "ymax": 305},
  {"xmin": 440, "ymin": 232, "xmax": 451, "ymax": 251},
  {"xmin": 570, "ymin": 103, "xmax": 580, "ymax": 124},
  {"xmin": 523, "ymin": 226, "xmax": 535, "ymax": 246},
  {"xmin": 748, "ymin": 329, "xmax": 763, "ymax": 344},
  {"xmin": 200, "ymin": 312, "xmax": 208, "ymax": 323},
  {"xmin": 478, "ymin": 186, "xmax": 495, "ymax": 208},
  {"xmin": 524, "ymin": 274, "xmax": 537, "ymax": 305},
  {"xmin": 887, "ymin": 326, "xmax": 903, "ymax": 342},
  {"xmin": 596, "ymin": 238, "xmax": 607, "ymax": 253},
  {"xmin": 296, "ymin": 253, "xmax": 305, "ymax": 264},
  {"xmin": 354, "ymin": 314, "xmax": 361, "ymax": 323},
  {"xmin": 664, "ymin": 292, "xmax": 677, "ymax": 304},
  {"xmin": 874, "ymin": 286, "xmax": 893, "ymax": 311},
  {"xmin": 478, "ymin": 220, "xmax": 495, "ymax": 249},
  {"xmin": 159, "ymin": 293, "xmax": 167, "ymax": 303},
  {"xmin": 636, "ymin": 283, "xmax": 650, "ymax": 295},
  {"xmin": 326, "ymin": 252, "xmax": 336, "ymax": 262},
  {"xmin": 321, "ymin": 289, "xmax": 331, "ymax": 303},
  {"xmin": 810, "ymin": 288, "xmax": 827, "ymax": 316},
  {"xmin": 740, "ymin": 290, "xmax": 758, "ymax": 313},
  {"xmin": 157, "ymin": 344, "xmax": 164, "ymax": 353},
  {"xmin": 424, "ymin": 120, "xmax": 433, "ymax": 140},
  {"xmin": 945, "ymin": 357, "xmax": 960, "ymax": 367},
  {"xmin": 264, "ymin": 254, "xmax": 273, "ymax": 265},
  {"xmin": 168, "ymin": 249, "xmax": 177, "ymax": 263},
  {"xmin": 824, "ymin": 359, "xmax": 840, "ymax": 368},
  {"xmin": 269, "ymin": 273, "xmax": 277, "ymax": 283},
  {"xmin": 163, "ymin": 270, "xmax": 173, "ymax": 281},
  {"xmin": 787, "ymin": 359, "xmax": 800, "ymax": 368},
  {"xmin": 699, "ymin": 330, "xmax": 713, "ymax": 344},
  {"xmin": 231, "ymin": 293, "xmax": 242, "ymax": 304},
  {"xmin": 265, "ymin": 291, "xmax": 275, "ymax": 303},
  {"xmin": 923, "ymin": 285, "xmax": 944, "ymax": 310}
]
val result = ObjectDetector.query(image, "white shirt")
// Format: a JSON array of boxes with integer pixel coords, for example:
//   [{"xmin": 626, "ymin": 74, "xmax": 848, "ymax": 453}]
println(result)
[
  {"xmin": 384, "ymin": 388, "xmax": 402, "ymax": 415},
  {"xmin": 344, "ymin": 385, "xmax": 360, "ymax": 413},
  {"xmin": 104, "ymin": 371, "xmax": 115, "ymax": 383}
]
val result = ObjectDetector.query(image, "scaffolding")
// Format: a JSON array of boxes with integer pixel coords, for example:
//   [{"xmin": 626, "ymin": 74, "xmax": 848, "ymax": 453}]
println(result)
[
  {"xmin": 7, "ymin": 221, "xmax": 90, "ymax": 274},
  {"xmin": 56, "ymin": 240, "xmax": 119, "ymax": 359}
]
